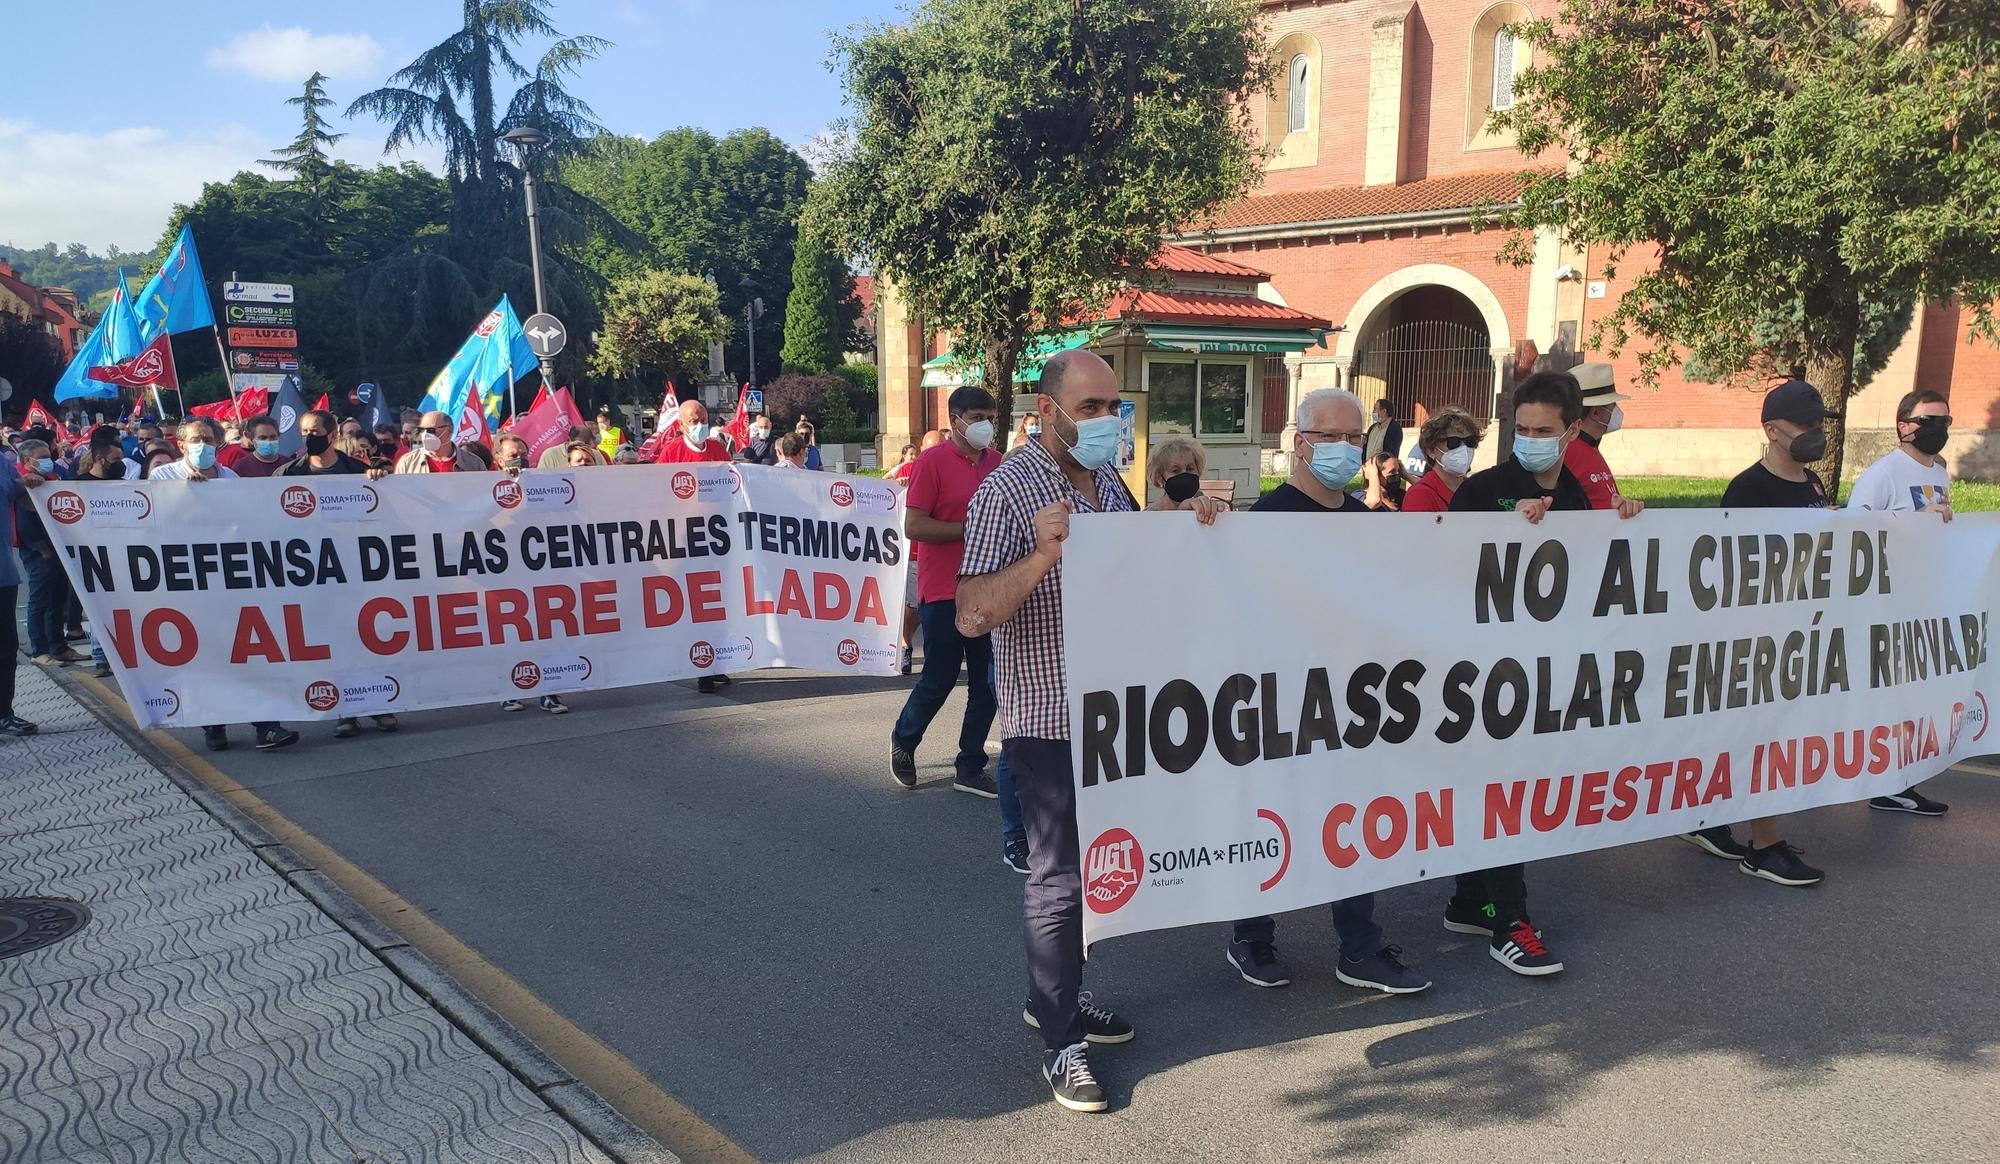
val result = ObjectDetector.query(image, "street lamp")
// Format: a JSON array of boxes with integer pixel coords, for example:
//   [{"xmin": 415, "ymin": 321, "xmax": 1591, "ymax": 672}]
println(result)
[
  {"xmin": 501, "ymin": 125, "xmax": 556, "ymax": 399},
  {"xmin": 739, "ymin": 273, "xmax": 765, "ymax": 390}
]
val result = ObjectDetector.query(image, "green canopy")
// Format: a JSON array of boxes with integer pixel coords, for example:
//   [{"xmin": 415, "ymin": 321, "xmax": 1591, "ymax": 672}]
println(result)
[
  {"xmin": 920, "ymin": 329, "xmax": 1097, "ymax": 389},
  {"xmin": 1141, "ymin": 324, "xmax": 1327, "ymax": 355}
]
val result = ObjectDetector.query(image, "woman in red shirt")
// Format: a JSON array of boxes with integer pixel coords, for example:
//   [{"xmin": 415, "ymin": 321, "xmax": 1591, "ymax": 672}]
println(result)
[{"xmin": 1401, "ymin": 406, "xmax": 1485, "ymax": 513}]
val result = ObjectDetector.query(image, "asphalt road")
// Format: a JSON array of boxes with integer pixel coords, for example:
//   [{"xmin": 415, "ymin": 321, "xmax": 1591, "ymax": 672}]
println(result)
[{"xmin": 164, "ymin": 668, "xmax": 2000, "ymax": 1164}]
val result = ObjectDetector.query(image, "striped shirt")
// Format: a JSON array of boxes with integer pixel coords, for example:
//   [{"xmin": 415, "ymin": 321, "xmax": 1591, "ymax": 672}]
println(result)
[{"xmin": 959, "ymin": 438, "xmax": 1136, "ymax": 740}]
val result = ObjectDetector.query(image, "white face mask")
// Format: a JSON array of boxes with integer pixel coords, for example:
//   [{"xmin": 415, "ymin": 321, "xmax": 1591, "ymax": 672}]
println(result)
[
  {"xmin": 686, "ymin": 423, "xmax": 712, "ymax": 446},
  {"xmin": 960, "ymin": 419, "xmax": 995, "ymax": 450},
  {"xmin": 1605, "ymin": 404, "xmax": 1625, "ymax": 433},
  {"xmin": 419, "ymin": 431, "xmax": 443, "ymax": 453},
  {"xmin": 1436, "ymin": 444, "xmax": 1476, "ymax": 477}
]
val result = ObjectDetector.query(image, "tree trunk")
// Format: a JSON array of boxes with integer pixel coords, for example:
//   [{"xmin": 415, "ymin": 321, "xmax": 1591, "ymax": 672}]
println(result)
[
  {"xmin": 984, "ymin": 334, "xmax": 1021, "ymax": 435},
  {"xmin": 1804, "ymin": 343, "xmax": 1856, "ymax": 488}
]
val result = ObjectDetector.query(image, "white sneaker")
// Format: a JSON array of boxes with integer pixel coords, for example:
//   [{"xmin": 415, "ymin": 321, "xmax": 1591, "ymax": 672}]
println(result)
[
  {"xmin": 541, "ymin": 696, "xmax": 568, "ymax": 714},
  {"xmin": 500, "ymin": 699, "xmax": 524, "ymax": 712}
]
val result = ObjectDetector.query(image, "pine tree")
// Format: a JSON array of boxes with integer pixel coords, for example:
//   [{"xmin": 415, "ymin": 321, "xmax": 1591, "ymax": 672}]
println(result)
[
  {"xmin": 262, "ymin": 72, "xmax": 346, "ymax": 199},
  {"xmin": 780, "ymin": 231, "xmax": 843, "ymax": 374}
]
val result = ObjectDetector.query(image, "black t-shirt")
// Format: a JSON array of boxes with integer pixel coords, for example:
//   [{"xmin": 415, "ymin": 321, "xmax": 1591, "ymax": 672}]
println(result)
[
  {"xmin": 276, "ymin": 452, "xmax": 370, "ymax": 477},
  {"xmin": 1253, "ymin": 482, "xmax": 1372, "ymax": 513},
  {"xmin": 1721, "ymin": 461, "xmax": 1828, "ymax": 509},
  {"xmin": 1448, "ymin": 459, "xmax": 1590, "ymax": 514}
]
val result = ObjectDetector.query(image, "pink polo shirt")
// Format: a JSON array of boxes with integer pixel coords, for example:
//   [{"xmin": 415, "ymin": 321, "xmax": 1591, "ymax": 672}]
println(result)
[{"xmin": 906, "ymin": 440, "xmax": 1001, "ymax": 604}]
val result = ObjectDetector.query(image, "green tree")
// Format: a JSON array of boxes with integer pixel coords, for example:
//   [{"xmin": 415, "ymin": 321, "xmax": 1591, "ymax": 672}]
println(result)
[
  {"xmin": 0, "ymin": 311, "xmax": 68, "ymax": 407},
  {"xmin": 781, "ymin": 230, "xmax": 845, "ymax": 373},
  {"xmin": 1502, "ymin": 0, "xmax": 2000, "ymax": 480},
  {"xmin": 262, "ymin": 72, "xmax": 346, "ymax": 200},
  {"xmin": 588, "ymin": 269, "xmax": 729, "ymax": 392},
  {"xmin": 814, "ymin": 0, "xmax": 1268, "ymax": 416}
]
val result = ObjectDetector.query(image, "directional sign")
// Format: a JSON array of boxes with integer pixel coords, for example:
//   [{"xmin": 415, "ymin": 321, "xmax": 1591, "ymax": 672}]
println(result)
[
  {"xmin": 226, "ymin": 326, "xmax": 298, "ymax": 349},
  {"xmin": 225, "ymin": 302, "xmax": 295, "ymax": 327},
  {"xmin": 743, "ymin": 389, "xmax": 764, "ymax": 415},
  {"xmin": 229, "ymin": 349, "xmax": 300, "ymax": 373},
  {"xmin": 222, "ymin": 280, "xmax": 295, "ymax": 304},
  {"xmin": 523, "ymin": 313, "xmax": 567, "ymax": 358}
]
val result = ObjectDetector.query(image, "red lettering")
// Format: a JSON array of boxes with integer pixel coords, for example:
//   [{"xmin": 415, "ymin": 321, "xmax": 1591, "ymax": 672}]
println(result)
[
  {"xmin": 813, "ymin": 571, "xmax": 851, "ymax": 620},
  {"xmin": 1608, "ymin": 765, "xmax": 1641, "ymax": 822},
  {"xmin": 231, "ymin": 607, "xmax": 285, "ymax": 664},
  {"xmin": 413, "ymin": 589, "xmax": 435, "ymax": 651},
  {"xmin": 1414, "ymin": 789, "xmax": 1452, "ymax": 850},
  {"xmin": 1670, "ymin": 758, "xmax": 1703, "ymax": 810},
  {"xmin": 854, "ymin": 577, "xmax": 888, "ymax": 627},
  {"xmin": 1484, "ymin": 781, "xmax": 1524, "ymax": 840},
  {"xmin": 775, "ymin": 569, "xmax": 809, "ymax": 617},
  {"xmin": 1868, "ymin": 725, "xmax": 1891, "ymax": 773},
  {"xmin": 741, "ymin": 565, "xmax": 775, "ymax": 616},
  {"xmin": 643, "ymin": 576, "xmax": 685, "ymax": 627},
  {"xmin": 1322, "ymin": 803, "xmax": 1358, "ymax": 868},
  {"xmin": 359, "ymin": 597, "xmax": 408, "ymax": 654},
  {"xmin": 688, "ymin": 571, "xmax": 725, "ymax": 624},
  {"xmin": 436, "ymin": 591, "xmax": 480, "ymax": 650},
  {"xmin": 1363, "ymin": 795, "xmax": 1407, "ymax": 860},
  {"xmin": 1575, "ymin": 770, "xmax": 1609, "ymax": 826},
  {"xmin": 280, "ymin": 604, "xmax": 330, "ymax": 662},
  {"xmin": 1801, "ymin": 736, "xmax": 1827, "ymax": 786},
  {"xmin": 534, "ymin": 585, "xmax": 580, "ymax": 638},
  {"xmin": 1530, "ymin": 775, "xmax": 1574, "ymax": 832},
  {"xmin": 580, "ymin": 580, "xmax": 619, "ymax": 634},
  {"xmin": 485, "ymin": 588, "xmax": 532, "ymax": 645},
  {"xmin": 1768, "ymin": 738, "xmax": 1796, "ymax": 789},
  {"xmin": 141, "ymin": 609, "xmax": 197, "ymax": 668},
  {"xmin": 1701, "ymin": 752, "xmax": 1732, "ymax": 803},
  {"xmin": 1642, "ymin": 761, "xmax": 1674, "ymax": 814},
  {"xmin": 105, "ymin": 609, "xmax": 137, "ymax": 668},
  {"xmin": 1834, "ymin": 729, "xmax": 1865, "ymax": 780}
]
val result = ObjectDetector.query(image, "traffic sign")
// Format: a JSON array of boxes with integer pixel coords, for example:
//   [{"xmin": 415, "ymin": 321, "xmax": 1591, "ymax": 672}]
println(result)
[
  {"xmin": 744, "ymin": 389, "xmax": 764, "ymax": 415},
  {"xmin": 222, "ymin": 280, "xmax": 295, "ymax": 304},
  {"xmin": 523, "ymin": 313, "xmax": 567, "ymax": 358},
  {"xmin": 226, "ymin": 326, "xmax": 298, "ymax": 349},
  {"xmin": 226, "ymin": 302, "xmax": 295, "ymax": 327}
]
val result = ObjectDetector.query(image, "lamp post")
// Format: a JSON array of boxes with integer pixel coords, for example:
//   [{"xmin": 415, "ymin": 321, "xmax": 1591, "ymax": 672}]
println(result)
[
  {"xmin": 739, "ymin": 274, "xmax": 765, "ymax": 391},
  {"xmin": 501, "ymin": 125, "xmax": 556, "ymax": 408}
]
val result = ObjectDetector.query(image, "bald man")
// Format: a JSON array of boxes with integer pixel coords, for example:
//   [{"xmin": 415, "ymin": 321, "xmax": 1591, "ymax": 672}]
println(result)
[
  {"xmin": 393, "ymin": 411, "xmax": 485, "ymax": 473},
  {"xmin": 654, "ymin": 400, "xmax": 729, "ymax": 464}
]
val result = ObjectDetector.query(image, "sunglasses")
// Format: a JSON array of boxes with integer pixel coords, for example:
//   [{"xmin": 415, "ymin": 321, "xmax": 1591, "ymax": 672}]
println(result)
[
  {"xmin": 418, "ymin": 425, "xmax": 449, "ymax": 435},
  {"xmin": 1441, "ymin": 435, "xmax": 1481, "ymax": 450},
  {"xmin": 1900, "ymin": 414, "xmax": 1951, "ymax": 426}
]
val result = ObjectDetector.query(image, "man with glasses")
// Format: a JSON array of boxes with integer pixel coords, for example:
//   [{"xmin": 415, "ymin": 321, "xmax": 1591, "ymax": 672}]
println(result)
[
  {"xmin": 1220, "ymin": 389, "xmax": 1431, "ymax": 995},
  {"xmin": 393, "ymin": 410, "xmax": 485, "ymax": 473},
  {"xmin": 1848, "ymin": 388, "xmax": 1954, "ymax": 816}
]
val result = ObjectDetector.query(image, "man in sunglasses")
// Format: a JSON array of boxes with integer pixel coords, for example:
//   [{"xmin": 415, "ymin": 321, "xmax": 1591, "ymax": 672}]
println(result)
[
  {"xmin": 393, "ymin": 410, "xmax": 486, "ymax": 473},
  {"xmin": 1402, "ymin": 406, "xmax": 1484, "ymax": 512},
  {"xmin": 1848, "ymin": 388, "xmax": 1954, "ymax": 817}
]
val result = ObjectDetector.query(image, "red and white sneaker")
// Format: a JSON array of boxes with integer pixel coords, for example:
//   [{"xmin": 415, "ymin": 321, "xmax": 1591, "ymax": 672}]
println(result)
[{"xmin": 1490, "ymin": 919, "xmax": 1563, "ymax": 977}]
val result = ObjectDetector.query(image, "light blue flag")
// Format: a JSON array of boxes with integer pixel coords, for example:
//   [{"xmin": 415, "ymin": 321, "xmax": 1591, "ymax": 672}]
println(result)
[
  {"xmin": 418, "ymin": 295, "xmax": 539, "ymax": 421},
  {"xmin": 103, "ymin": 271, "xmax": 143, "ymax": 363},
  {"xmin": 51, "ymin": 317, "xmax": 116, "ymax": 402},
  {"xmin": 134, "ymin": 225, "xmax": 216, "ymax": 342}
]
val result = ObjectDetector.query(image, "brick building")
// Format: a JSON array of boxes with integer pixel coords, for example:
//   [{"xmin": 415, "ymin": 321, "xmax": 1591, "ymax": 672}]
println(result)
[
  {"xmin": 0, "ymin": 260, "xmax": 88, "ymax": 362},
  {"xmin": 879, "ymin": 0, "xmax": 2000, "ymax": 486}
]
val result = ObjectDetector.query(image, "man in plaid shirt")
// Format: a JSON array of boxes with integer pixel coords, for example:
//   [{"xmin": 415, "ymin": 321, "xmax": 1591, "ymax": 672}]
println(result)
[{"xmin": 958, "ymin": 350, "xmax": 1219, "ymax": 1113}]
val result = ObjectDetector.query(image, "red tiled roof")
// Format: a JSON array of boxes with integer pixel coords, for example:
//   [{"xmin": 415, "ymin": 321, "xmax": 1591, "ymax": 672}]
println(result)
[
  {"xmin": 1146, "ymin": 243, "xmax": 1268, "ymax": 280},
  {"xmin": 1100, "ymin": 288, "xmax": 1330, "ymax": 331},
  {"xmin": 1194, "ymin": 169, "xmax": 1550, "ymax": 233}
]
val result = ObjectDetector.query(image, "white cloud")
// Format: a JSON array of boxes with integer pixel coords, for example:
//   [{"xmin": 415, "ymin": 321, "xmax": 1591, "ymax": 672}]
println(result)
[
  {"xmin": 206, "ymin": 26, "xmax": 383, "ymax": 83},
  {"xmin": 0, "ymin": 119, "xmax": 444, "ymax": 253}
]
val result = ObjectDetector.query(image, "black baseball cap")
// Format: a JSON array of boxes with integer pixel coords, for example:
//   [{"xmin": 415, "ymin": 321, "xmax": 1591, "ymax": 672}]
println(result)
[{"xmin": 1761, "ymin": 380, "xmax": 1825, "ymax": 425}]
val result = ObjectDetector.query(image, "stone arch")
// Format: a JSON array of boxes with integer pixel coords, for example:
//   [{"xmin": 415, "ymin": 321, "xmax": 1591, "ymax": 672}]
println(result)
[{"xmin": 1335, "ymin": 263, "xmax": 1513, "ymax": 363}]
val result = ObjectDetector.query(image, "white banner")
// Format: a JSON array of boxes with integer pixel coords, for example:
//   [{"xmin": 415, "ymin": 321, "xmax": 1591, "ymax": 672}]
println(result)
[
  {"xmin": 36, "ymin": 464, "xmax": 908, "ymax": 727},
  {"xmin": 1064, "ymin": 509, "xmax": 1998, "ymax": 946}
]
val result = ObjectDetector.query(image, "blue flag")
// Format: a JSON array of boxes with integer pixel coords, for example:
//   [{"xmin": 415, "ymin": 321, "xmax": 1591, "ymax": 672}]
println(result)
[
  {"xmin": 418, "ymin": 296, "xmax": 538, "ymax": 421},
  {"xmin": 356, "ymin": 382, "xmax": 393, "ymax": 436},
  {"xmin": 104, "ymin": 271, "xmax": 143, "ymax": 363},
  {"xmin": 272, "ymin": 375, "xmax": 307, "ymax": 456},
  {"xmin": 134, "ymin": 225, "xmax": 215, "ymax": 342},
  {"xmin": 51, "ymin": 318, "xmax": 116, "ymax": 402}
]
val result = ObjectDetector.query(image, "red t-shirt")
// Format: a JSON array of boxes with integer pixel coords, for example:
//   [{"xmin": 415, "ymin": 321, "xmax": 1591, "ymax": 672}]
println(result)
[
  {"xmin": 233, "ymin": 454, "xmax": 285, "ymax": 479},
  {"xmin": 906, "ymin": 440, "xmax": 1001, "ymax": 603},
  {"xmin": 1564, "ymin": 439, "xmax": 1618, "ymax": 509},
  {"xmin": 1402, "ymin": 468, "xmax": 1456, "ymax": 513},
  {"xmin": 216, "ymin": 444, "xmax": 250, "ymax": 470},
  {"xmin": 426, "ymin": 454, "xmax": 456, "ymax": 473},
  {"xmin": 888, "ymin": 459, "xmax": 916, "ymax": 484},
  {"xmin": 655, "ymin": 436, "xmax": 731, "ymax": 464}
]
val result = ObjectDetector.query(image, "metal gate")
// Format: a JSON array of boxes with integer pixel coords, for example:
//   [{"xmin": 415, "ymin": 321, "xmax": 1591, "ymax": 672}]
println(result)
[{"xmin": 1351, "ymin": 319, "xmax": 1497, "ymax": 425}]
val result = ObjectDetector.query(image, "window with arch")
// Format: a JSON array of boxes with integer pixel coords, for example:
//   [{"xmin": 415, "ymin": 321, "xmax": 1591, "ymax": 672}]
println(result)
[
  {"xmin": 1287, "ymin": 54, "xmax": 1311, "ymax": 134},
  {"xmin": 1491, "ymin": 30, "xmax": 1517, "ymax": 110},
  {"xmin": 1466, "ymin": 3, "xmax": 1531, "ymax": 149}
]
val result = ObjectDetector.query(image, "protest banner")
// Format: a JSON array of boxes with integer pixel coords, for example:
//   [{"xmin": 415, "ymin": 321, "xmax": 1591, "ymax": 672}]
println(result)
[
  {"xmin": 36, "ymin": 464, "xmax": 908, "ymax": 727},
  {"xmin": 1063, "ymin": 509, "xmax": 1999, "ymax": 947}
]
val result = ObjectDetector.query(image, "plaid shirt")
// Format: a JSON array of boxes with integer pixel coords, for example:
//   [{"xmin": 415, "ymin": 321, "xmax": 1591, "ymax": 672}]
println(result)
[{"xmin": 959, "ymin": 438, "xmax": 1136, "ymax": 740}]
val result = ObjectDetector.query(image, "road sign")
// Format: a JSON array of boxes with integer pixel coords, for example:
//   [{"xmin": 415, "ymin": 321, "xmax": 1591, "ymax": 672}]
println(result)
[
  {"xmin": 222, "ymin": 280, "xmax": 295, "ymax": 304},
  {"xmin": 226, "ymin": 326, "xmax": 298, "ymax": 349},
  {"xmin": 523, "ymin": 313, "xmax": 567, "ymax": 358},
  {"xmin": 0, "ymin": 377, "xmax": 11, "ymax": 403},
  {"xmin": 225, "ymin": 302, "xmax": 295, "ymax": 327},
  {"xmin": 744, "ymin": 389, "xmax": 764, "ymax": 415},
  {"xmin": 230, "ymin": 373, "xmax": 290, "ymax": 395},
  {"xmin": 229, "ymin": 349, "xmax": 299, "ymax": 373}
]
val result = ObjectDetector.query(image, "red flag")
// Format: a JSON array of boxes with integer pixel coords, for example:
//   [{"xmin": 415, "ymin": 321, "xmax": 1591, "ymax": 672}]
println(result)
[
  {"xmin": 313, "ymin": 394, "xmax": 330, "ymax": 412},
  {"xmin": 516, "ymin": 386, "xmax": 587, "ymax": 463},
  {"xmin": 190, "ymin": 386, "xmax": 269, "ymax": 422},
  {"xmin": 722, "ymin": 384, "xmax": 752, "ymax": 449},
  {"xmin": 637, "ymin": 381, "xmax": 683, "ymax": 460},
  {"xmin": 87, "ymin": 332, "xmax": 179, "ymax": 390},
  {"xmin": 54, "ymin": 419, "xmax": 76, "ymax": 448},
  {"xmin": 530, "ymin": 384, "xmax": 551, "ymax": 413},
  {"xmin": 24, "ymin": 400, "xmax": 57, "ymax": 431},
  {"xmin": 453, "ymin": 394, "xmax": 491, "ymax": 449},
  {"xmin": 129, "ymin": 393, "xmax": 145, "ymax": 422}
]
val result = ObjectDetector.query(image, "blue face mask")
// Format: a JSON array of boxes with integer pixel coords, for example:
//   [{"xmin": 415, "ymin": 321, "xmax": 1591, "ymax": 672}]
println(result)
[
  {"xmin": 34, "ymin": 457, "xmax": 55, "ymax": 475},
  {"xmin": 1308, "ymin": 439, "xmax": 1362, "ymax": 489},
  {"xmin": 185, "ymin": 443, "xmax": 216, "ymax": 471},
  {"xmin": 1514, "ymin": 433, "xmax": 1566, "ymax": 474},
  {"xmin": 254, "ymin": 439, "xmax": 280, "ymax": 458},
  {"xmin": 1053, "ymin": 405, "xmax": 1120, "ymax": 471}
]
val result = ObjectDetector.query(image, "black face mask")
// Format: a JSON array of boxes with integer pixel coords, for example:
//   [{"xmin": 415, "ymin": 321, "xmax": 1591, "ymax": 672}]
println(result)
[
  {"xmin": 304, "ymin": 433, "xmax": 331, "ymax": 456},
  {"xmin": 1163, "ymin": 472, "xmax": 1201, "ymax": 503},
  {"xmin": 1906, "ymin": 418, "xmax": 1949, "ymax": 456},
  {"xmin": 1785, "ymin": 428, "xmax": 1828, "ymax": 464}
]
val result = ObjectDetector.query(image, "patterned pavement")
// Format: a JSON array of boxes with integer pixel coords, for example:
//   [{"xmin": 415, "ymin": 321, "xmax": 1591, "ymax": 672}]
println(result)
[{"xmin": 0, "ymin": 663, "xmax": 624, "ymax": 1164}]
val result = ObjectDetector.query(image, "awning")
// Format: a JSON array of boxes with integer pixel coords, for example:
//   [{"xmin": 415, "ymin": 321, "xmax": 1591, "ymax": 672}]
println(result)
[
  {"xmin": 921, "ymin": 329, "xmax": 1097, "ymax": 389},
  {"xmin": 1141, "ymin": 324, "xmax": 1328, "ymax": 355}
]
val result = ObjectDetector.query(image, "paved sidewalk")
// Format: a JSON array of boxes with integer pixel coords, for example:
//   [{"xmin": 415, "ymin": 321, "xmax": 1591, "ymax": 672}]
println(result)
[{"xmin": 0, "ymin": 663, "xmax": 642, "ymax": 1164}]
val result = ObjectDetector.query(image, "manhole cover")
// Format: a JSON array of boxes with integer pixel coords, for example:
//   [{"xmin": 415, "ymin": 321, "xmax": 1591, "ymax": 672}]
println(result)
[{"xmin": 0, "ymin": 898, "xmax": 92, "ymax": 959}]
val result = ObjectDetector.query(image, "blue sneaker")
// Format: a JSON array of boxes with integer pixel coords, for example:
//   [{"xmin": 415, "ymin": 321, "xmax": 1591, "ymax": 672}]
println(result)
[
  {"xmin": 1003, "ymin": 838, "xmax": 1029, "ymax": 875},
  {"xmin": 1335, "ymin": 945, "xmax": 1432, "ymax": 994}
]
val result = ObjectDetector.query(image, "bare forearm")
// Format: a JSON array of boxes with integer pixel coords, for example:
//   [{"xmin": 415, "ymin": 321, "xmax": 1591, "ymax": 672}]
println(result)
[
  {"xmin": 956, "ymin": 550, "xmax": 1057, "ymax": 636},
  {"xmin": 905, "ymin": 512, "xmax": 965, "ymax": 543}
]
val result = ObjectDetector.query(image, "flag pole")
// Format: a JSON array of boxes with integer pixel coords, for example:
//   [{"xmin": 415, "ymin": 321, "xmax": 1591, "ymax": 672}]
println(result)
[{"xmin": 211, "ymin": 323, "xmax": 238, "ymax": 422}]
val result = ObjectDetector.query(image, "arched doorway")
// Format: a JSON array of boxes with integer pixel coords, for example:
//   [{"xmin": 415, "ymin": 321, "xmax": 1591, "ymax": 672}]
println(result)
[{"xmin": 1349, "ymin": 285, "xmax": 1497, "ymax": 426}]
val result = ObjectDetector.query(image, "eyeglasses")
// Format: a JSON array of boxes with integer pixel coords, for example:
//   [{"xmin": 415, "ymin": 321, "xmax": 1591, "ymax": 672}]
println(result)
[
  {"xmin": 1300, "ymin": 429, "xmax": 1365, "ymax": 447},
  {"xmin": 1440, "ymin": 435, "xmax": 1481, "ymax": 451}
]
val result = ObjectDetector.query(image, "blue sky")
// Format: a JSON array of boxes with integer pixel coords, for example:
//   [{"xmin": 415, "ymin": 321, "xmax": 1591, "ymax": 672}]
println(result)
[{"xmin": 0, "ymin": 0, "xmax": 906, "ymax": 253}]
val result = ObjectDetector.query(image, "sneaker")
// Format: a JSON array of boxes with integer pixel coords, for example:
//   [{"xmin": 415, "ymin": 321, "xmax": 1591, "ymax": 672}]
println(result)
[
  {"xmin": 697, "ymin": 676, "xmax": 720, "ymax": 694},
  {"xmin": 1442, "ymin": 899, "xmax": 1502, "ymax": 936},
  {"xmin": 1022, "ymin": 992, "xmax": 1134, "ymax": 1045},
  {"xmin": 1003, "ymin": 838, "xmax": 1030, "ymax": 875},
  {"xmin": 541, "ymin": 696, "xmax": 568, "ymax": 714},
  {"xmin": 333, "ymin": 718, "xmax": 359, "ymax": 739},
  {"xmin": 30, "ymin": 654, "xmax": 55, "ymax": 666},
  {"xmin": 1041, "ymin": 1043, "xmax": 1107, "ymax": 1114},
  {"xmin": 1490, "ymin": 919, "xmax": 1563, "ymax": 977},
  {"xmin": 1739, "ymin": 841, "xmax": 1824, "ymax": 887},
  {"xmin": 63, "ymin": 629, "xmax": 87, "ymax": 642},
  {"xmin": 1871, "ymin": 789, "xmax": 1948, "ymax": 816},
  {"xmin": 372, "ymin": 714, "xmax": 400, "ymax": 732},
  {"xmin": 1, "ymin": 715, "xmax": 38, "ymax": 737},
  {"xmin": 51, "ymin": 647, "xmax": 86, "ymax": 664},
  {"xmin": 1225, "ymin": 938, "xmax": 1293, "ymax": 988},
  {"xmin": 898, "ymin": 646, "xmax": 913, "ymax": 676},
  {"xmin": 255, "ymin": 727, "xmax": 302, "ymax": 751},
  {"xmin": 953, "ymin": 769, "xmax": 998, "ymax": 798},
  {"xmin": 1681, "ymin": 825, "xmax": 1752, "ymax": 860},
  {"xmin": 204, "ymin": 726, "xmax": 229, "ymax": 752},
  {"xmin": 1335, "ymin": 945, "xmax": 1432, "ymax": 994},
  {"xmin": 890, "ymin": 744, "xmax": 918, "ymax": 789},
  {"xmin": 500, "ymin": 699, "xmax": 524, "ymax": 712},
  {"xmin": 90, "ymin": 664, "xmax": 112, "ymax": 678}
]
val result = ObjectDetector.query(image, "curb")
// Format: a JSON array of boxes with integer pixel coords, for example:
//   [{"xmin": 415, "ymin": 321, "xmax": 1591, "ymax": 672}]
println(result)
[{"xmin": 48, "ymin": 666, "xmax": 680, "ymax": 1164}]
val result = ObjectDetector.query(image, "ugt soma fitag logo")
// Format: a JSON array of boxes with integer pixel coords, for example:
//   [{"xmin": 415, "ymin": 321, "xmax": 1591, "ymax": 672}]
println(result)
[
  {"xmin": 511, "ymin": 661, "xmax": 543, "ymax": 690},
  {"xmin": 48, "ymin": 489, "xmax": 151, "ymax": 525},
  {"xmin": 672, "ymin": 467, "xmax": 740, "ymax": 502},
  {"xmin": 828, "ymin": 480, "xmax": 855, "ymax": 508},
  {"xmin": 304, "ymin": 680, "xmax": 342, "ymax": 712},
  {"xmin": 45, "ymin": 490, "xmax": 87, "ymax": 525},
  {"xmin": 493, "ymin": 478, "xmax": 524, "ymax": 509},
  {"xmin": 281, "ymin": 482, "xmax": 378, "ymax": 519},
  {"xmin": 672, "ymin": 471, "xmax": 699, "ymax": 500},
  {"xmin": 512, "ymin": 656, "xmax": 594, "ymax": 691},
  {"xmin": 688, "ymin": 638, "xmax": 754, "ymax": 671},
  {"xmin": 1083, "ymin": 828, "xmax": 1143, "ymax": 914},
  {"xmin": 280, "ymin": 485, "xmax": 317, "ymax": 518}
]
